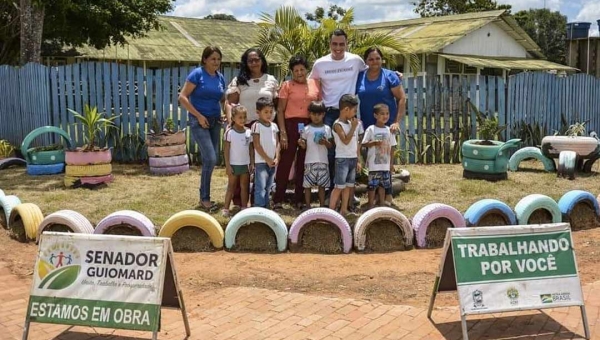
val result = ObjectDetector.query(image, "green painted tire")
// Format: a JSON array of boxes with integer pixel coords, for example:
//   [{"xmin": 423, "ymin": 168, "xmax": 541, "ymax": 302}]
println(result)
[
  {"xmin": 462, "ymin": 157, "xmax": 508, "ymax": 174},
  {"xmin": 27, "ymin": 148, "xmax": 65, "ymax": 165},
  {"xmin": 21, "ymin": 126, "xmax": 73, "ymax": 164},
  {"xmin": 508, "ymin": 147, "xmax": 556, "ymax": 172},
  {"xmin": 461, "ymin": 140, "xmax": 503, "ymax": 160}
]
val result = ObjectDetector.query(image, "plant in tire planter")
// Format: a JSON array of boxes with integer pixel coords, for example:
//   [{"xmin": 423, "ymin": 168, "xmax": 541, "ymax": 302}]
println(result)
[
  {"xmin": 64, "ymin": 105, "xmax": 117, "ymax": 188},
  {"xmin": 461, "ymin": 100, "xmax": 520, "ymax": 181},
  {"xmin": 146, "ymin": 116, "xmax": 190, "ymax": 175}
]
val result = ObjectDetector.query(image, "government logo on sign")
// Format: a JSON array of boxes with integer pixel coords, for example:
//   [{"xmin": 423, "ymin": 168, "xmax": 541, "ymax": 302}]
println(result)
[
  {"xmin": 472, "ymin": 290, "xmax": 484, "ymax": 308},
  {"xmin": 37, "ymin": 242, "xmax": 81, "ymax": 290},
  {"xmin": 507, "ymin": 287, "xmax": 519, "ymax": 305}
]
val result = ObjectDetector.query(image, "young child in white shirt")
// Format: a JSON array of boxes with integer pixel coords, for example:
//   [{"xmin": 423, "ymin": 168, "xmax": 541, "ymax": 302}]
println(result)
[
  {"xmin": 298, "ymin": 101, "xmax": 333, "ymax": 209},
  {"xmin": 251, "ymin": 97, "xmax": 280, "ymax": 208},
  {"xmin": 361, "ymin": 103, "xmax": 397, "ymax": 209}
]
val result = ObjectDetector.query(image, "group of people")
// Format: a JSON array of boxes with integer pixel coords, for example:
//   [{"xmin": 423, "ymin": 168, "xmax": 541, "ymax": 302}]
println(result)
[{"xmin": 178, "ymin": 29, "xmax": 407, "ymax": 218}]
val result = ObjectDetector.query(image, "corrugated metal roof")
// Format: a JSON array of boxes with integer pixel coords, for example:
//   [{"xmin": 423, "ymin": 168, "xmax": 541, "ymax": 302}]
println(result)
[
  {"xmin": 69, "ymin": 16, "xmax": 283, "ymax": 63},
  {"xmin": 356, "ymin": 10, "xmax": 545, "ymax": 59},
  {"xmin": 439, "ymin": 53, "xmax": 578, "ymax": 71}
]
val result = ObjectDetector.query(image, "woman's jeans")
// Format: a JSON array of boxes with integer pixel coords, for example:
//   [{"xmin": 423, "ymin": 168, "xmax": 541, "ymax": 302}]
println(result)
[
  {"xmin": 254, "ymin": 163, "xmax": 275, "ymax": 208},
  {"xmin": 189, "ymin": 116, "xmax": 221, "ymax": 202}
]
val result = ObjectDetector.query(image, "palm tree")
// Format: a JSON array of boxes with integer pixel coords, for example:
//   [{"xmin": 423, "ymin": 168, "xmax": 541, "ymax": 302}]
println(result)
[{"xmin": 256, "ymin": 6, "xmax": 420, "ymax": 77}]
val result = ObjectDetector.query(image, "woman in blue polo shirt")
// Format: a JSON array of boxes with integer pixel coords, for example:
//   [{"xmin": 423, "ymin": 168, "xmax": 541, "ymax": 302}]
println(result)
[
  {"xmin": 179, "ymin": 46, "xmax": 226, "ymax": 211},
  {"xmin": 356, "ymin": 47, "xmax": 406, "ymax": 132}
]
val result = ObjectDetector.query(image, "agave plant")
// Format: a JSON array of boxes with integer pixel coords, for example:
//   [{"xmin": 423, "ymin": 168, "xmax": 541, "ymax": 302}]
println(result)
[{"xmin": 68, "ymin": 104, "xmax": 117, "ymax": 151}]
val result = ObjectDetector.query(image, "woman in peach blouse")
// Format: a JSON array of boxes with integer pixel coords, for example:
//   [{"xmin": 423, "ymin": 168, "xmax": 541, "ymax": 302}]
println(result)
[{"xmin": 273, "ymin": 55, "xmax": 321, "ymax": 209}]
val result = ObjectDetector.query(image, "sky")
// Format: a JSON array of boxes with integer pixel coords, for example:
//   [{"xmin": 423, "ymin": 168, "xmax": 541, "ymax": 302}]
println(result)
[{"xmin": 170, "ymin": 0, "xmax": 600, "ymax": 36}]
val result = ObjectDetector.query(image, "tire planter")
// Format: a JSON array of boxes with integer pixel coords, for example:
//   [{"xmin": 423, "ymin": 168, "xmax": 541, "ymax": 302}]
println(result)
[
  {"xmin": 515, "ymin": 194, "xmax": 562, "ymax": 225},
  {"xmin": 27, "ymin": 163, "xmax": 65, "ymax": 175},
  {"xmin": 94, "ymin": 210, "xmax": 156, "ymax": 237},
  {"xmin": 146, "ymin": 131, "xmax": 186, "ymax": 147},
  {"xmin": 508, "ymin": 147, "xmax": 556, "ymax": 172},
  {"xmin": 150, "ymin": 164, "xmax": 190, "ymax": 176},
  {"xmin": 20, "ymin": 126, "xmax": 73, "ymax": 164},
  {"xmin": 147, "ymin": 134, "xmax": 189, "ymax": 176},
  {"xmin": 557, "ymin": 151, "xmax": 577, "ymax": 180},
  {"xmin": 64, "ymin": 174, "xmax": 114, "ymax": 188},
  {"xmin": 65, "ymin": 164, "xmax": 112, "ymax": 177},
  {"xmin": 0, "ymin": 157, "xmax": 26, "ymax": 170},
  {"xmin": 412, "ymin": 203, "xmax": 466, "ymax": 248},
  {"xmin": 28, "ymin": 149, "xmax": 65, "ymax": 165},
  {"xmin": 147, "ymin": 144, "xmax": 187, "ymax": 158},
  {"xmin": 0, "ymin": 195, "xmax": 21, "ymax": 229},
  {"xmin": 65, "ymin": 150, "xmax": 113, "ymax": 188},
  {"xmin": 65, "ymin": 149, "xmax": 112, "ymax": 165},
  {"xmin": 288, "ymin": 208, "xmax": 352, "ymax": 254},
  {"xmin": 158, "ymin": 210, "xmax": 224, "ymax": 249},
  {"xmin": 225, "ymin": 207, "xmax": 288, "ymax": 252},
  {"xmin": 9, "ymin": 203, "xmax": 44, "ymax": 241},
  {"xmin": 353, "ymin": 207, "xmax": 413, "ymax": 252},
  {"xmin": 558, "ymin": 190, "xmax": 600, "ymax": 219},
  {"xmin": 461, "ymin": 139, "xmax": 521, "ymax": 181},
  {"xmin": 37, "ymin": 210, "xmax": 94, "ymax": 240},
  {"xmin": 541, "ymin": 136, "xmax": 600, "ymax": 159},
  {"xmin": 464, "ymin": 199, "xmax": 517, "ymax": 227},
  {"xmin": 149, "ymin": 154, "xmax": 189, "ymax": 167}
]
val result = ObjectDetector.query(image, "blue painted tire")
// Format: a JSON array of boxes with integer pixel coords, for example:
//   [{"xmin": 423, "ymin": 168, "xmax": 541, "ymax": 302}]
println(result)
[
  {"xmin": 508, "ymin": 147, "xmax": 555, "ymax": 172},
  {"xmin": 558, "ymin": 190, "xmax": 600, "ymax": 217},
  {"xmin": 515, "ymin": 194, "xmax": 562, "ymax": 225},
  {"xmin": 0, "ymin": 195, "xmax": 21, "ymax": 229},
  {"xmin": 225, "ymin": 207, "xmax": 288, "ymax": 252},
  {"xmin": 464, "ymin": 199, "xmax": 517, "ymax": 227},
  {"xmin": 26, "ymin": 163, "xmax": 65, "ymax": 175}
]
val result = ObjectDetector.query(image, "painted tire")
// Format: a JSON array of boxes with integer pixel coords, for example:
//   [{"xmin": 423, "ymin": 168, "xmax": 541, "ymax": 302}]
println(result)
[
  {"xmin": 412, "ymin": 203, "xmax": 466, "ymax": 248},
  {"xmin": 557, "ymin": 151, "xmax": 577, "ymax": 180},
  {"xmin": 65, "ymin": 164, "xmax": 112, "ymax": 177},
  {"xmin": 0, "ymin": 195, "xmax": 21, "ymax": 229},
  {"xmin": 508, "ymin": 147, "xmax": 556, "ymax": 172},
  {"xmin": 20, "ymin": 126, "xmax": 73, "ymax": 163},
  {"xmin": 149, "ymin": 164, "xmax": 190, "ymax": 175},
  {"xmin": 353, "ymin": 207, "xmax": 413, "ymax": 251},
  {"xmin": 65, "ymin": 149, "xmax": 112, "ymax": 165},
  {"xmin": 158, "ymin": 210, "xmax": 224, "ymax": 249},
  {"xmin": 149, "ymin": 154, "xmax": 189, "ymax": 168},
  {"xmin": 541, "ymin": 136, "xmax": 600, "ymax": 158},
  {"xmin": 37, "ymin": 210, "xmax": 94, "ymax": 240},
  {"xmin": 94, "ymin": 210, "xmax": 156, "ymax": 236},
  {"xmin": 146, "ymin": 131, "xmax": 186, "ymax": 147},
  {"xmin": 558, "ymin": 190, "xmax": 600, "ymax": 217},
  {"xmin": 225, "ymin": 207, "xmax": 288, "ymax": 252},
  {"xmin": 0, "ymin": 157, "xmax": 27, "ymax": 170},
  {"xmin": 464, "ymin": 199, "xmax": 517, "ymax": 227},
  {"xmin": 27, "ymin": 163, "xmax": 65, "ymax": 175},
  {"xmin": 461, "ymin": 140, "xmax": 503, "ymax": 160},
  {"xmin": 64, "ymin": 174, "xmax": 114, "ymax": 188},
  {"xmin": 27, "ymin": 149, "xmax": 65, "ymax": 165},
  {"xmin": 288, "ymin": 207, "xmax": 352, "ymax": 253},
  {"xmin": 147, "ymin": 144, "xmax": 187, "ymax": 158},
  {"xmin": 515, "ymin": 194, "xmax": 562, "ymax": 225},
  {"xmin": 0, "ymin": 189, "xmax": 3, "ymax": 197},
  {"xmin": 9, "ymin": 203, "xmax": 44, "ymax": 241}
]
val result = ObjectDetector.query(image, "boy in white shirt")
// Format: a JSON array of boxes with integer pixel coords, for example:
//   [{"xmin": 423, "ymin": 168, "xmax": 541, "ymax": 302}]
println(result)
[
  {"xmin": 361, "ymin": 104, "xmax": 397, "ymax": 209},
  {"xmin": 251, "ymin": 97, "xmax": 280, "ymax": 208},
  {"xmin": 329, "ymin": 94, "xmax": 361, "ymax": 217},
  {"xmin": 298, "ymin": 101, "xmax": 333, "ymax": 209}
]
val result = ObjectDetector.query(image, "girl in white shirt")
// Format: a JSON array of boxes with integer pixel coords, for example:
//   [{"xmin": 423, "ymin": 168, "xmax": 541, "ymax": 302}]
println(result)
[{"xmin": 222, "ymin": 105, "xmax": 254, "ymax": 217}]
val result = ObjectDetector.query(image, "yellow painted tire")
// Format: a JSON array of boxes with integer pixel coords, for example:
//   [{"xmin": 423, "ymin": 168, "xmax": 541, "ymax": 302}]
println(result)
[
  {"xmin": 65, "ymin": 163, "xmax": 112, "ymax": 177},
  {"xmin": 9, "ymin": 203, "xmax": 44, "ymax": 241},
  {"xmin": 158, "ymin": 210, "xmax": 224, "ymax": 249}
]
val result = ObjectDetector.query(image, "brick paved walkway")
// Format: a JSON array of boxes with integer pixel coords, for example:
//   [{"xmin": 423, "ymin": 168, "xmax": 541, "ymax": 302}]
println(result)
[{"xmin": 0, "ymin": 261, "xmax": 598, "ymax": 340}]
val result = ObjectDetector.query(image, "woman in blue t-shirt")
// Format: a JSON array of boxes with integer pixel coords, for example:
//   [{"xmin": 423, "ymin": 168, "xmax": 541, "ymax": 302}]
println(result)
[
  {"xmin": 179, "ymin": 46, "xmax": 226, "ymax": 211},
  {"xmin": 356, "ymin": 47, "xmax": 406, "ymax": 132}
]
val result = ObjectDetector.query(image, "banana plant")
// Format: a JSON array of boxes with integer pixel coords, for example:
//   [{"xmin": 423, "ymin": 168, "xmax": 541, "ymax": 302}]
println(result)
[{"xmin": 68, "ymin": 104, "xmax": 118, "ymax": 151}]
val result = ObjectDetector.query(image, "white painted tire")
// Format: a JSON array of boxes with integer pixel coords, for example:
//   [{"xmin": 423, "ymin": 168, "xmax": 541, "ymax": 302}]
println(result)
[
  {"xmin": 508, "ymin": 147, "xmax": 555, "ymax": 172},
  {"xmin": 541, "ymin": 136, "xmax": 600, "ymax": 158},
  {"xmin": 412, "ymin": 203, "xmax": 466, "ymax": 248},
  {"xmin": 225, "ymin": 207, "xmax": 288, "ymax": 252},
  {"xmin": 0, "ymin": 195, "xmax": 21, "ymax": 229},
  {"xmin": 149, "ymin": 154, "xmax": 189, "ymax": 167},
  {"xmin": 0, "ymin": 189, "xmax": 4, "ymax": 197},
  {"xmin": 288, "ymin": 208, "xmax": 352, "ymax": 253},
  {"xmin": 37, "ymin": 210, "xmax": 94, "ymax": 240},
  {"xmin": 515, "ymin": 194, "xmax": 562, "ymax": 225},
  {"xmin": 353, "ymin": 207, "xmax": 413, "ymax": 251},
  {"xmin": 558, "ymin": 190, "xmax": 600, "ymax": 217},
  {"xmin": 94, "ymin": 210, "xmax": 156, "ymax": 236},
  {"xmin": 557, "ymin": 151, "xmax": 577, "ymax": 180}
]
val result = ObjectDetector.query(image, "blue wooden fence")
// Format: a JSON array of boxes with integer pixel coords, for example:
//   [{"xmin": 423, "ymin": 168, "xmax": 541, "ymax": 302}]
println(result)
[{"xmin": 1, "ymin": 63, "xmax": 599, "ymax": 164}]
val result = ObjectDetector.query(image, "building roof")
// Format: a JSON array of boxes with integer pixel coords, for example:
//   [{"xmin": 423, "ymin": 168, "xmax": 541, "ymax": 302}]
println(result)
[
  {"xmin": 439, "ymin": 53, "xmax": 578, "ymax": 71},
  {"xmin": 67, "ymin": 16, "xmax": 282, "ymax": 63},
  {"xmin": 355, "ymin": 10, "xmax": 545, "ymax": 59}
]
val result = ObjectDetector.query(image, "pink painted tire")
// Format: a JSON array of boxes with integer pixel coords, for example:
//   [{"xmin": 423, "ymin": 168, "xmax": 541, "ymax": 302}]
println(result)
[
  {"xmin": 288, "ymin": 208, "xmax": 352, "ymax": 253},
  {"xmin": 148, "ymin": 154, "xmax": 189, "ymax": 167},
  {"xmin": 94, "ymin": 210, "xmax": 156, "ymax": 236},
  {"xmin": 65, "ymin": 149, "xmax": 112, "ymax": 165},
  {"xmin": 412, "ymin": 203, "xmax": 466, "ymax": 248},
  {"xmin": 150, "ymin": 164, "xmax": 189, "ymax": 175}
]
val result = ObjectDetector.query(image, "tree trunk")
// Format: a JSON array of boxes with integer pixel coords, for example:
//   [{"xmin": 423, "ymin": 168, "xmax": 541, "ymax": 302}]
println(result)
[{"xmin": 19, "ymin": 0, "xmax": 44, "ymax": 65}]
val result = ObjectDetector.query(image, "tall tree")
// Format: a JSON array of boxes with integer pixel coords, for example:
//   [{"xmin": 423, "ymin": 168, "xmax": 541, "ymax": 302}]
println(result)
[
  {"xmin": 0, "ymin": 1, "xmax": 19, "ymax": 65},
  {"xmin": 203, "ymin": 13, "xmax": 237, "ymax": 21},
  {"xmin": 305, "ymin": 5, "xmax": 346, "ymax": 23},
  {"xmin": 412, "ymin": 0, "xmax": 511, "ymax": 17},
  {"xmin": 514, "ymin": 9, "xmax": 566, "ymax": 64},
  {"xmin": 20, "ymin": 0, "xmax": 44, "ymax": 64}
]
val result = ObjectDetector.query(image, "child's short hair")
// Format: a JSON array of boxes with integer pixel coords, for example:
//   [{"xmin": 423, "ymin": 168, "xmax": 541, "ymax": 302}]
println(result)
[
  {"xmin": 256, "ymin": 96, "xmax": 274, "ymax": 111},
  {"xmin": 308, "ymin": 101, "xmax": 326, "ymax": 114},
  {"xmin": 339, "ymin": 94, "xmax": 358, "ymax": 111},
  {"xmin": 373, "ymin": 103, "xmax": 389, "ymax": 115},
  {"xmin": 231, "ymin": 104, "xmax": 247, "ymax": 119}
]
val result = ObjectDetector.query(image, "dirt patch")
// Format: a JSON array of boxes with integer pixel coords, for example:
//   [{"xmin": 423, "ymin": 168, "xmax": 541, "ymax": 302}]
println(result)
[
  {"xmin": 295, "ymin": 220, "xmax": 343, "ymax": 254},
  {"xmin": 0, "ymin": 208, "xmax": 6, "ymax": 229},
  {"xmin": 171, "ymin": 226, "xmax": 215, "ymax": 252},
  {"xmin": 364, "ymin": 219, "xmax": 409, "ymax": 252},
  {"xmin": 44, "ymin": 224, "xmax": 73, "ymax": 233},
  {"xmin": 527, "ymin": 209, "xmax": 553, "ymax": 224},
  {"xmin": 424, "ymin": 218, "xmax": 452, "ymax": 249},
  {"xmin": 231, "ymin": 222, "xmax": 278, "ymax": 253},
  {"xmin": 569, "ymin": 202, "xmax": 600, "ymax": 231},
  {"xmin": 476, "ymin": 210, "xmax": 509, "ymax": 227},
  {"xmin": 103, "ymin": 224, "xmax": 143, "ymax": 237},
  {"xmin": 9, "ymin": 216, "xmax": 27, "ymax": 242}
]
